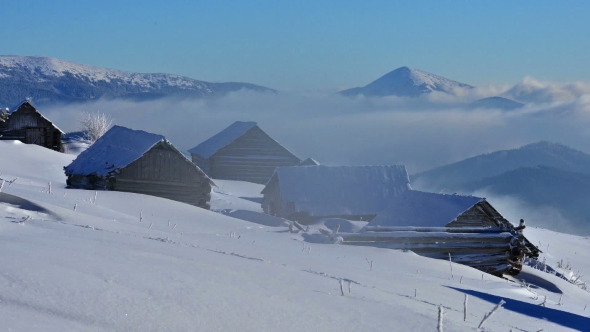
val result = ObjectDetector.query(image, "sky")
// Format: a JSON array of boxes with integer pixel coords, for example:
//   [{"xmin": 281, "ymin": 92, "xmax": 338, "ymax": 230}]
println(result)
[{"xmin": 2, "ymin": 1, "xmax": 590, "ymax": 91}]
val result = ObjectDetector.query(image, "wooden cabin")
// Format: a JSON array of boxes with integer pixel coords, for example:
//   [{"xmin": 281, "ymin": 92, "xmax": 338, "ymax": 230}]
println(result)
[
  {"xmin": 325, "ymin": 190, "xmax": 541, "ymax": 276},
  {"xmin": 188, "ymin": 121, "xmax": 301, "ymax": 184},
  {"xmin": 368, "ymin": 190, "xmax": 515, "ymax": 229},
  {"xmin": 261, "ymin": 165, "xmax": 411, "ymax": 223},
  {"xmin": 64, "ymin": 125, "xmax": 214, "ymax": 209},
  {"xmin": 0, "ymin": 101, "xmax": 63, "ymax": 151}
]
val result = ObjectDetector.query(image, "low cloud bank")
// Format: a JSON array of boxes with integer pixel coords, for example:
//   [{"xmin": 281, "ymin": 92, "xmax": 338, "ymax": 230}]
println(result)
[
  {"xmin": 42, "ymin": 77, "xmax": 590, "ymax": 234},
  {"xmin": 45, "ymin": 77, "xmax": 590, "ymax": 173}
]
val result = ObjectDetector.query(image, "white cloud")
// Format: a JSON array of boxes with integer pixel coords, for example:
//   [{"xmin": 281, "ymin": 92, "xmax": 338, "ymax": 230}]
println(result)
[
  {"xmin": 44, "ymin": 78, "xmax": 590, "ymax": 174},
  {"xmin": 503, "ymin": 77, "xmax": 590, "ymax": 103}
]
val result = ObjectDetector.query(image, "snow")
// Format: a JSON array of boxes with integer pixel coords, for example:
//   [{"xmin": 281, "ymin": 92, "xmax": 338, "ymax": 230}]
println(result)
[
  {"xmin": 64, "ymin": 125, "xmax": 168, "ymax": 177},
  {"xmin": 341, "ymin": 66, "xmax": 474, "ymax": 98},
  {"xmin": 0, "ymin": 56, "xmax": 208, "ymax": 90},
  {"xmin": 297, "ymin": 157, "xmax": 319, "ymax": 166},
  {"xmin": 188, "ymin": 121, "xmax": 258, "ymax": 158},
  {"xmin": 266, "ymin": 165, "xmax": 411, "ymax": 217},
  {"xmin": 1, "ymin": 141, "xmax": 590, "ymax": 331},
  {"xmin": 368, "ymin": 190, "xmax": 484, "ymax": 228}
]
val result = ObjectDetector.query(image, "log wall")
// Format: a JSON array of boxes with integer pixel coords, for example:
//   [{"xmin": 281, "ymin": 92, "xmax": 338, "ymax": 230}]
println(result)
[
  {"xmin": 447, "ymin": 201, "xmax": 512, "ymax": 228},
  {"xmin": 207, "ymin": 126, "xmax": 301, "ymax": 184},
  {"xmin": 67, "ymin": 142, "xmax": 212, "ymax": 209},
  {"xmin": 116, "ymin": 142, "xmax": 211, "ymax": 209},
  {"xmin": 325, "ymin": 227, "xmax": 538, "ymax": 276},
  {"xmin": 0, "ymin": 103, "xmax": 62, "ymax": 151}
]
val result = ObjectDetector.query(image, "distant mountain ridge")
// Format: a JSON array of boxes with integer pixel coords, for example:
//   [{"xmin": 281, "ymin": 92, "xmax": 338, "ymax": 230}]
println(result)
[
  {"xmin": 339, "ymin": 66, "xmax": 473, "ymax": 98},
  {"xmin": 0, "ymin": 56, "xmax": 275, "ymax": 106},
  {"xmin": 469, "ymin": 96, "xmax": 524, "ymax": 110},
  {"xmin": 462, "ymin": 166, "xmax": 590, "ymax": 234},
  {"xmin": 412, "ymin": 142, "xmax": 590, "ymax": 235},
  {"xmin": 412, "ymin": 141, "xmax": 590, "ymax": 191}
]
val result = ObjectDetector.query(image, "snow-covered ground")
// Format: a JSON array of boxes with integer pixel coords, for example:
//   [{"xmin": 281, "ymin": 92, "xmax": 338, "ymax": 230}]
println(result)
[{"xmin": 1, "ymin": 140, "xmax": 590, "ymax": 331}]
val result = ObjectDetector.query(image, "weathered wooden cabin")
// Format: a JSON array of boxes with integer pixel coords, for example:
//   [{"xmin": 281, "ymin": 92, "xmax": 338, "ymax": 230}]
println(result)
[
  {"xmin": 261, "ymin": 165, "xmax": 411, "ymax": 223},
  {"xmin": 369, "ymin": 190, "xmax": 513, "ymax": 229},
  {"xmin": 0, "ymin": 100, "xmax": 63, "ymax": 151},
  {"xmin": 64, "ymin": 125, "xmax": 214, "ymax": 209},
  {"xmin": 322, "ymin": 190, "xmax": 541, "ymax": 276},
  {"xmin": 188, "ymin": 121, "xmax": 301, "ymax": 184}
]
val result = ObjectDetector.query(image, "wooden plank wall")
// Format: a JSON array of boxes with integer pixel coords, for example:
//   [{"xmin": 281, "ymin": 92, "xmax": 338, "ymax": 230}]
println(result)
[
  {"xmin": 191, "ymin": 154, "xmax": 210, "ymax": 175},
  {"xmin": 1, "ymin": 104, "xmax": 62, "ymax": 151},
  {"xmin": 67, "ymin": 143, "xmax": 212, "ymax": 209},
  {"xmin": 261, "ymin": 176, "xmax": 294, "ymax": 217},
  {"xmin": 116, "ymin": 143, "xmax": 211, "ymax": 209},
  {"xmin": 447, "ymin": 202, "xmax": 504, "ymax": 228},
  {"xmin": 209, "ymin": 126, "xmax": 301, "ymax": 184}
]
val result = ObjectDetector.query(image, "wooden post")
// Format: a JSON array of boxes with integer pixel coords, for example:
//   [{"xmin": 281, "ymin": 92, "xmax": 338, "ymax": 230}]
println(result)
[
  {"xmin": 448, "ymin": 253, "xmax": 454, "ymax": 280},
  {"xmin": 464, "ymin": 294, "xmax": 468, "ymax": 321},
  {"xmin": 437, "ymin": 306, "xmax": 443, "ymax": 332}
]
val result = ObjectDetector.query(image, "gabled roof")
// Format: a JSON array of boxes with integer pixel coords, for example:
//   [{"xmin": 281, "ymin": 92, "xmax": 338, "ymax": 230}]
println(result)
[
  {"xmin": 10, "ymin": 99, "xmax": 65, "ymax": 134},
  {"xmin": 297, "ymin": 158, "xmax": 319, "ymax": 166},
  {"xmin": 65, "ymin": 126, "xmax": 212, "ymax": 184},
  {"xmin": 188, "ymin": 121, "xmax": 258, "ymax": 158},
  {"xmin": 263, "ymin": 165, "xmax": 410, "ymax": 217},
  {"xmin": 367, "ymin": 190, "xmax": 485, "ymax": 228}
]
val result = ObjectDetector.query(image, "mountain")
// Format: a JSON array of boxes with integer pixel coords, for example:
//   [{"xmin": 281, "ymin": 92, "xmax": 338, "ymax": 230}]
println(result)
[
  {"xmin": 0, "ymin": 56, "xmax": 275, "ymax": 106},
  {"xmin": 339, "ymin": 66, "xmax": 473, "ymax": 98},
  {"xmin": 412, "ymin": 142, "xmax": 590, "ymax": 235},
  {"xmin": 469, "ymin": 96, "xmax": 524, "ymax": 110},
  {"xmin": 412, "ymin": 141, "xmax": 590, "ymax": 192},
  {"xmin": 461, "ymin": 166, "xmax": 590, "ymax": 234}
]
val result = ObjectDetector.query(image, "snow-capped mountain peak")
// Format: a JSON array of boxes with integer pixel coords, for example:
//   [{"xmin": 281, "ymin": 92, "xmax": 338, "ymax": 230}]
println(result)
[
  {"xmin": 340, "ymin": 66, "xmax": 474, "ymax": 98},
  {"xmin": 0, "ymin": 55, "xmax": 204, "ymax": 89},
  {"xmin": 0, "ymin": 55, "xmax": 275, "ymax": 106}
]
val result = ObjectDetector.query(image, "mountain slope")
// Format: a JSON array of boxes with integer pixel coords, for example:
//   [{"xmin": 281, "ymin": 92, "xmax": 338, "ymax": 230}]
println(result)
[
  {"xmin": 0, "ymin": 56, "xmax": 275, "ymax": 106},
  {"xmin": 339, "ymin": 66, "xmax": 473, "ymax": 98},
  {"xmin": 412, "ymin": 141, "xmax": 590, "ymax": 192},
  {"xmin": 469, "ymin": 96, "xmax": 524, "ymax": 110},
  {"xmin": 461, "ymin": 166, "xmax": 590, "ymax": 234}
]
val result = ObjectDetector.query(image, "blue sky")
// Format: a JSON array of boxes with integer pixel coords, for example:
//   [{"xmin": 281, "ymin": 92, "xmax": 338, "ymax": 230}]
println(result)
[{"xmin": 2, "ymin": 1, "xmax": 589, "ymax": 91}]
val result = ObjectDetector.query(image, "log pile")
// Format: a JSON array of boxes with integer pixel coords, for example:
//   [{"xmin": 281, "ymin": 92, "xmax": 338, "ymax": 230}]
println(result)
[{"xmin": 320, "ymin": 226, "xmax": 540, "ymax": 276}]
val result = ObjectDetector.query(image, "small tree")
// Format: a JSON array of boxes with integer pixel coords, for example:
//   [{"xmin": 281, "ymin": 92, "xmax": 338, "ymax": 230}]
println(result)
[{"xmin": 79, "ymin": 111, "xmax": 113, "ymax": 143}]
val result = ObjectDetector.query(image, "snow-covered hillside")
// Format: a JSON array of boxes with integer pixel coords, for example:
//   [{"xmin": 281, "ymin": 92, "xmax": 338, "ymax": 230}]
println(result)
[
  {"xmin": 340, "ymin": 66, "xmax": 473, "ymax": 98},
  {"xmin": 0, "ymin": 56, "xmax": 275, "ymax": 106},
  {"xmin": 1, "ymin": 141, "xmax": 589, "ymax": 331},
  {"xmin": 0, "ymin": 56, "xmax": 205, "ymax": 89}
]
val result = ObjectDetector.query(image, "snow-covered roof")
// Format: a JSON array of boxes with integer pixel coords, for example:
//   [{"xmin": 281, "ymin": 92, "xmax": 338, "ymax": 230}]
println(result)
[
  {"xmin": 297, "ymin": 158, "xmax": 319, "ymax": 166},
  {"xmin": 188, "ymin": 121, "xmax": 258, "ymax": 158},
  {"xmin": 367, "ymin": 190, "xmax": 484, "ymax": 228},
  {"xmin": 266, "ymin": 165, "xmax": 410, "ymax": 217},
  {"xmin": 10, "ymin": 100, "xmax": 65, "ymax": 134},
  {"xmin": 65, "ymin": 126, "xmax": 211, "ymax": 184}
]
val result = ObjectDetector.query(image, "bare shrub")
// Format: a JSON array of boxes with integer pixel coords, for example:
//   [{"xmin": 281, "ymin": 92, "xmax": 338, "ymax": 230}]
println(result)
[{"xmin": 79, "ymin": 111, "xmax": 113, "ymax": 143}]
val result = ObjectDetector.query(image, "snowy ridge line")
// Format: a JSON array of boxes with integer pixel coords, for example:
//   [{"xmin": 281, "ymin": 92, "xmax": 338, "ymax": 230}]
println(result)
[{"xmin": 0, "ymin": 56, "xmax": 206, "ymax": 89}]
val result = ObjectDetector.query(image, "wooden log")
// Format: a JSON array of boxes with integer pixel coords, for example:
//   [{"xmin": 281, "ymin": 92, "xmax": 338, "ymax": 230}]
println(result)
[
  {"xmin": 362, "ymin": 226, "xmax": 508, "ymax": 233},
  {"xmin": 341, "ymin": 241, "xmax": 511, "ymax": 252},
  {"xmin": 336, "ymin": 231, "xmax": 514, "ymax": 243}
]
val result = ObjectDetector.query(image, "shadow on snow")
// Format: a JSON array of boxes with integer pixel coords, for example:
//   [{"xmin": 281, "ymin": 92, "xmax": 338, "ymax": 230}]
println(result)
[{"xmin": 447, "ymin": 286, "xmax": 590, "ymax": 331}]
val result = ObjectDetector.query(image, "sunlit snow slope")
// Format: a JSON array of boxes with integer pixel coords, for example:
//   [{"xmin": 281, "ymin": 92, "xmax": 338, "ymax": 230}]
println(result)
[{"xmin": 1, "ymin": 140, "xmax": 589, "ymax": 331}]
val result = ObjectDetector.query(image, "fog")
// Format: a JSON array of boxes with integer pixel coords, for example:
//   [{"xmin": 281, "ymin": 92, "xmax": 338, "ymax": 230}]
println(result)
[{"xmin": 45, "ymin": 77, "xmax": 590, "ymax": 174}]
